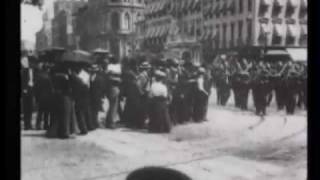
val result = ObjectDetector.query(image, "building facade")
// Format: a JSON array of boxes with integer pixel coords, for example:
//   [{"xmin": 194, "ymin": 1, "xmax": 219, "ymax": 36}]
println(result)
[
  {"xmin": 140, "ymin": 0, "xmax": 203, "ymax": 62},
  {"xmin": 35, "ymin": 8, "xmax": 54, "ymax": 51},
  {"xmin": 74, "ymin": 0, "xmax": 145, "ymax": 59},
  {"xmin": 52, "ymin": 0, "xmax": 87, "ymax": 49},
  {"xmin": 138, "ymin": 0, "xmax": 308, "ymax": 62},
  {"xmin": 201, "ymin": 0, "xmax": 307, "ymax": 60}
]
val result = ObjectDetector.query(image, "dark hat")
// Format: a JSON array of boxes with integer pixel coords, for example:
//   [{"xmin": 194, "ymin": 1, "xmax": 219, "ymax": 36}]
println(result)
[{"xmin": 167, "ymin": 58, "xmax": 180, "ymax": 67}]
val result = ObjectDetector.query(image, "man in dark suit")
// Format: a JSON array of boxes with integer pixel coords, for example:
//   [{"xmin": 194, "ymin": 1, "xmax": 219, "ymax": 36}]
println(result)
[
  {"xmin": 34, "ymin": 63, "xmax": 53, "ymax": 130},
  {"xmin": 89, "ymin": 63, "xmax": 107, "ymax": 129},
  {"xmin": 180, "ymin": 54, "xmax": 198, "ymax": 123}
]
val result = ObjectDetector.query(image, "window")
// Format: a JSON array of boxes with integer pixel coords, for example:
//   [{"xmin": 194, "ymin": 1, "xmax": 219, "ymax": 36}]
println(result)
[
  {"xmin": 272, "ymin": 25, "xmax": 284, "ymax": 45},
  {"xmin": 111, "ymin": 12, "xmax": 120, "ymax": 31},
  {"xmin": 272, "ymin": 1, "xmax": 284, "ymax": 17},
  {"xmin": 285, "ymin": 5, "xmax": 295, "ymax": 18},
  {"xmin": 238, "ymin": 20, "xmax": 243, "ymax": 42},
  {"xmin": 239, "ymin": 0, "xmax": 243, "ymax": 13},
  {"xmin": 223, "ymin": 23, "xmax": 227, "ymax": 48},
  {"xmin": 231, "ymin": 22, "xmax": 235, "ymax": 47},
  {"xmin": 124, "ymin": 13, "xmax": 131, "ymax": 30},
  {"xmin": 216, "ymin": 25, "xmax": 220, "ymax": 48},
  {"xmin": 247, "ymin": 19, "xmax": 252, "ymax": 43},
  {"xmin": 248, "ymin": 0, "xmax": 252, "ymax": 12}
]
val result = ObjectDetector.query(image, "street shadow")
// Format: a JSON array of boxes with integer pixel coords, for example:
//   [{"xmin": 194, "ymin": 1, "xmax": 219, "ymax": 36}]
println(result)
[
  {"xmin": 120, "ymin": 128, "xmax": 149, "ymax": 134},
  {"xmin": 276, "ymin": 127, "xmax": 307, "ymax": 142},
  {"xmin": 126, "ymin": 166, "xmax": 192, "ymax": 180},
  {"xmin": 248, "ymin": 116, "xmax": 266, "ymax": 130},
  {"xmin": 22, "ymin": 132, "xmax": 46, "ymax": 138}
]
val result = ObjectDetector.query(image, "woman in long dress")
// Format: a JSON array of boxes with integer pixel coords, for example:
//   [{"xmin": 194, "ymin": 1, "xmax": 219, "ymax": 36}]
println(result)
[
  {"xmin": 148, "ymin": 70, "xmax": 171, "ymax": 133},
  {"xmin": 46, "ymin": 65, "xmax": 75, "ymax": 139}
]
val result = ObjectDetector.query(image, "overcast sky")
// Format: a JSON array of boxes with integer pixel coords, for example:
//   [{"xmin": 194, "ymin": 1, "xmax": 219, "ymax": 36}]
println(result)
[{"xmin": 21, "ymin": 0, "xmax": 56, "ymax": 44}]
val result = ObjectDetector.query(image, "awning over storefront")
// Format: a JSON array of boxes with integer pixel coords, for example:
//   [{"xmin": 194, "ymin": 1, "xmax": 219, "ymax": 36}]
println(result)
[
  {"xmin": 265, "ymin": 49, "xmax": 289, "ymax": 56},
  {"xmin": 274, "ymin": 0, "xmax": 286, "ymax": 7},
  {"xmin": 192, "ymin": 0, "xmax": 200, "ymax": 9},
  {"xmin": 301, "ymin": 25, "xmax": 307, "ymax": 35},
  {"xmin": 201, "ymin": 29, "xmax": 208, "ymax": 40},
  {"xmin": 221, "ymin": 1, "xmax": 228, "ymax": 13},
  {"xmin": 261, "ymin": 0, "xmax": 272, "ymax": 6},
  {"xmin": 273, "ymin": 24, "xmax": 286, "ymax": 37},
  {"xmin": 287, "ymin": 25, "xmax": 300, "ymax": 37},
  {"xmin": 227, "ymin": 0, "xmax": 236, "ymax": 11},
  {"xmin": 286, "ymin": 48, "xmax": 307, "ymax": 62},
  {"xmin": 204, "ymin": 4, "xmax": 212, "ymax": 15},
  {"xmin": 210, "ymin": 29, "xmax": 217, "ymax": 39},
  {"xmin": 259, "ymin": 23, "xmax": 272, "ymax": 35},
  {"xmin": 288, "ymin": 0, "xmax": 299, "ymax": 7},
  {"xmin": 301, "ymin": 0, "xmax": 308, "ymax": 7}
]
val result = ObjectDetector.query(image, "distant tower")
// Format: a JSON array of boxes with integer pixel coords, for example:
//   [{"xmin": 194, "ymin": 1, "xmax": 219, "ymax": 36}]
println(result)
[{"xmin": 87, "ymin": 0, "xmax": 145, "ymax": 59}]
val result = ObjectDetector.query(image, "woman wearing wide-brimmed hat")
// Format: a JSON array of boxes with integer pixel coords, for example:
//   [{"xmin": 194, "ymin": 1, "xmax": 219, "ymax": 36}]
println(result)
[{"xmin": 148, "ymin": 70, "xmax": 171, "ymax": 133}]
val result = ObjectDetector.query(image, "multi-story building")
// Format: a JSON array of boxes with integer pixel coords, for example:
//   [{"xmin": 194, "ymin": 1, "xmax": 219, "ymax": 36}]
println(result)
[
  {"xmin": 52, "ymin": 0, "xmax": 87, "ymax": 49},
  {"xmin": 141, "ymin": 0, "xmax": 203, "ymax": 62},
  {"xmin": 201, "ymin": 0, "xmax": 307, "ymax": 60},
  {"xmin": 35, "ymin": 6, "xmax": 54, "ymax": 50},
  {"xmin": 138, "ymin": 0, "xmax": 307, "ymax": 62},
  {"xmin": 74, "ymin": 0, "xmax": 145, "ymax": 59}
]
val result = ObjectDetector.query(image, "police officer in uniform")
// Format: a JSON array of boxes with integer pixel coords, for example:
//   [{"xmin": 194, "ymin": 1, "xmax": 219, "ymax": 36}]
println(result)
[{"xmin": 251, "ymin": 61, "xmax": 270, "ymax": 116}]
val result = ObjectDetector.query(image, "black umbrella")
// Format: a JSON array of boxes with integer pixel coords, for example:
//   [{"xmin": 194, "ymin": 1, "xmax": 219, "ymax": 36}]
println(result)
[
  {"xmin": 61, "ymin": 50, "xmax": 93, "ymax": 65},
  {"xmin": 92, "ymin": 48, "xmax": 110, "ymax": 54}
]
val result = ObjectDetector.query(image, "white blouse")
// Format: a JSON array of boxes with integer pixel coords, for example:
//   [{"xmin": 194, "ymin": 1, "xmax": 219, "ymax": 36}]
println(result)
[{"xmin": 150, "ymin": 82, "xmax": 168, "ymax": 98}]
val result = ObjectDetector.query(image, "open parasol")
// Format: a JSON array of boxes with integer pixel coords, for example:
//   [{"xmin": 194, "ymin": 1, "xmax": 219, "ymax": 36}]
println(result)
[
  {"xmin": 92, "ymin": 48, "xmax": 110, "ymax": 54},
  {"xmin": 61, "ymin": 50, "xmax": 94, "ymax": 65}
]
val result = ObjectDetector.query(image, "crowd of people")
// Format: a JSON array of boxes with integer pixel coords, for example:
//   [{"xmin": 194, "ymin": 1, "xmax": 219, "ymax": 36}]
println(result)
[
  {"xmin": 21, "ymin": 50, "xmax": 212, "ymax": 139},
  {"xmin": 21, "ymin": 49, "xmax": 307, "ymax": 139},
  {"xmin": 211, "ymin": 55, "xmax": 307, "ymax": 116}
]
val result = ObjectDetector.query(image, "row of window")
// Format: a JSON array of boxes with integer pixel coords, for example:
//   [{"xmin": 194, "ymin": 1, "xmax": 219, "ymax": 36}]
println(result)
[{"xmin": 110, "ymin": 0, "xmax": 144, "ymax": 4}]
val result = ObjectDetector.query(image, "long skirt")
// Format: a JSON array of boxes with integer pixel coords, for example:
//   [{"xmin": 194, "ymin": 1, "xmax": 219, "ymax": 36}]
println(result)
[
  {"xmin": 148, "ymin": 97, "xmax": 171, "ymax": 133},
  {"xmin": 46, "ymin": 93, "xmax": 74, "ymax": 138},
  {"xmin": 123, "ymin": 84, "xmax": 146, "ymax": 128},
  {"xmin": 193, "ymin": 90, "xmax": 209, "ymax": 122},
  {"xmin": 106, "ymin": 85, "xmax": 120, "ymax": 128}
]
